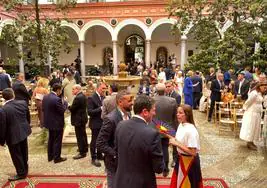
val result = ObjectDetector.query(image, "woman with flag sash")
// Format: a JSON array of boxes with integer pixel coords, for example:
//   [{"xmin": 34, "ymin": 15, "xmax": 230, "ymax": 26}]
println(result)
[{"xmin": 169, "ymin": 104, "xmax": 203, "ymax": 188}]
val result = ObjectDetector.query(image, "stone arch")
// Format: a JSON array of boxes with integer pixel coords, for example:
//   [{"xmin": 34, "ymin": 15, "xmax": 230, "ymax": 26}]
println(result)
[
  {"xmin": 79, "ymin": 20, "xmax": 113, "ymax": 41},
  {"xmin": 148, "ymin": 18, "xmax": 177, "ymax": 40},
  {"xmin": 60, "ymin": 21, "xmax": 80, "ymax": 39},
  {"xmin": 113, "ymin": 19, "xmax": 149, "ymax": 41},
  {"xmin": 0, "ymin": 19, "xmax": 14, "ymax": 36}
]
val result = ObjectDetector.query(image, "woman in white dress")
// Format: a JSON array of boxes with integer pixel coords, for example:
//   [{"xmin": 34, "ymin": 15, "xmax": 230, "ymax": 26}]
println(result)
[
  {"xmin": 240, "ymin": 81, "xmax": 267, "ymax": 150},
  {"xmin": 174, "ymin": 70, "xmax": 184, "ymax": 96},
  {"xmin": 158, "ymin": 67, "xmax": 166, "ymax": 83},
  {"xmin": 62, "ymin": 72, "xmax": 76, "ymax": 105},
  {"xmin": 199, "ymin": 82, "xmax": 211, "ymax": 112},
  {"xmin": 169, "ymin": 104, "xmax": 203, "ymax": 188}
]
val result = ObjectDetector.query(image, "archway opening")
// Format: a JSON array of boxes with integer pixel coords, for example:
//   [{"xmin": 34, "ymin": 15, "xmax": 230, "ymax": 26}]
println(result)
[
  {"xmin": 156, "ymin": 46, "xmax": 168, "ymax": 69},
  {"xmin": 125, "ymin": 34, "xmax": 144, "ymax": 64},
  {"xmin": 103, "ymin": 47, "xmax": 113, "ymax": 75}
]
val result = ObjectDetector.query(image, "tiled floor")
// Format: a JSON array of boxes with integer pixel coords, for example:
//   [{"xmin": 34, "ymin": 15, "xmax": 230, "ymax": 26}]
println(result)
[{"xmin": 0, "ymin": 110, "xmax": 266, "ymax": 187}]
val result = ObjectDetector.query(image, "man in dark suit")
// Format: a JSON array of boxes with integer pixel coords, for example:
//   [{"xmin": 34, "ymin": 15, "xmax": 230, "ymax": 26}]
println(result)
[
  {"xmin": 43, "ymin": 83, "xmax": 68, "ymax": 163},
  {"xmin": 165, "ymin": 80, "xmax": 180, "ymax": 168},
  {"xmin": 234, "ymin": 71, "xmax": 250, "ymax": 101},
  {"xmin": 1, "ymin": 88, "xmax": 31, "ymax": 181},
  {"xmin": 96, "ymin": 90, "xmax": 133, "ymax": 188},
  {"xmin": 0, "ymin": 67, "xmax": 11, "ymax": 91},
  {"xmin": 88, "ymin": 82, "xmax": 108, "ymax": 167},
  {"xmin": 206, "ymin": 67, "xmax": 216, "ymax": 83},
  {"xmin": 192, "ymin": 71, "xmax": 203, "ymax": 109},
  {"xmin": 113, "ymin": 95, "xmax": 164, "ymax": 188},
  {"xmin": 0, "ymin": 108, "xmax": 6, "ymax": 146},
  {"xmin": 208, "ymin": 73, "xmax": 224, "ymax": 122},
  {"xmin": 69, "ymin": 84, "xmax": 88, "ymax": 160},
  {"xmin": 165, "ymin": 80, "xmax": 181, "ymax": 106},
  {"xmin": 12, "ymin": 73, "xmax": 31, "ymax": 105},
  {"xmin": 152, "ymin": 83, "xmax": 177, "ymax": 177}
]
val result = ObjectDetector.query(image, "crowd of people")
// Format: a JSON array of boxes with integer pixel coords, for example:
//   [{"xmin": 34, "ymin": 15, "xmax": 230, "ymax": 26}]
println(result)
[{"xmin": 0, "ymin": 62, "xmax": 267, "ymax": 187}]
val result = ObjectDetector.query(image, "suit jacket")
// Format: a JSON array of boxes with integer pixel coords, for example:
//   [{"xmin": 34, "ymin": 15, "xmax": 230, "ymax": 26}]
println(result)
[
  {"xmin": 12, "ymin": 80, "xmax": 31, "ymax": 104},
  {"xmin": 192, "ymin": 75, "xmax": 203, "ymax": 93},
  {"xmin": 42, "ymin": 92, "xmax": 68, "ymax": 130},
  {"xmin": 114, "ymin": 117, "xmax": 164, "ymax": 188},
  {"xmin": 210, "ymin": 79, "xmax": 223, "ymax": 101},
  {"xmin": 69, "ymin": 92, "xmax": 88, "ymax": 127},
  {"xmin": 0, "ymin": 73, "xmax": 11, "ymax": 91},
  {"xmin": 154, "ymin": 95, "xmax": 177, "ymax": 130},
  {"xmin": 170, "ymin": 90, "xmax": 181, "ymax": 106},
  {"xmin": 234, "ymin": 79, "xmax": 250, "ymax": 100},
  {"xmin": 206, "ymin": 73, "xmax": 216, "ymax": 83},
  {"xmin": 101, "ymin": 93, "xmax": 117, "ymax": 119},
  {"xmin": 183, "ymin": 77, "xmax": 193, "ymax": 95},
  {"xmin": 88, "ymin": 92, "xmax": 104, "ymax": 129},
  {"xmin": 0, "ymin": 108, "xmax": 6, "ymax": 146},
  {"xmin": 96, "ymin": 108, "xmax": 123, "ymax": 172},
  {"xmin": 2, "ymin": 100, "xmax": 31, "ymax": 145},
  {"xmin": 74, "ymin": 71, "xmax": 81, "ymax": 84}
]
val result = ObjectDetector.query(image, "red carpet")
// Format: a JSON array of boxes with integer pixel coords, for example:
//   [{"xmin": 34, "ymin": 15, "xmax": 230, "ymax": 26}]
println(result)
[{"xmin": 2, "ymin": 175, "xmax": 229, "ymax": 188}]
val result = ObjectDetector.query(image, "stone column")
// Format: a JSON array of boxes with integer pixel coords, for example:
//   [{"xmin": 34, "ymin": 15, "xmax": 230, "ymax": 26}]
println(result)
[
  {"xmin": 180, "ymin": 35, "xmax": 187, "ymax": 70},
  {"xmin": 80, "ymin": 41, "xmax": 85, "ymax": 77},
  {"xmin": 112, "ymin": 40, "xmax": 118, "ymax": 75},
  {"xmin": 18, "ymin": 36, "xmax": 24, "ymax": 73},
  {"xmin": 145, "ymin": 40, "xmax": 151, "ymax": 68},
  {"xmin": 47, "ymin": 53, "xmax": 52, "ymax": 75},
  {"xmin": 253, "ymin": 42, "xmax": 261, "ymax": 68}
]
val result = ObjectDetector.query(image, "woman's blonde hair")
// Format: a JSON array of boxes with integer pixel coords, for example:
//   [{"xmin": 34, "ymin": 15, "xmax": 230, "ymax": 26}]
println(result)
[{"xmin": 37, "ymin": 77, "xmax": 49, "ymax": 88}]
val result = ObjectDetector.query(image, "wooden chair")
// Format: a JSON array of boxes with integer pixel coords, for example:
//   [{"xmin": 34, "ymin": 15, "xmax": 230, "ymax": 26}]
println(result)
[
  {"xmin": 218, "ymin": 107, "xmax": 236, "ymax": 136},
  {"xmin": 214, "ymin": 101, "xmax": 228, "ymax": 124},
  {"xmin": 230, "ymin": 101, "xmax": 244, "ymax": 137}
]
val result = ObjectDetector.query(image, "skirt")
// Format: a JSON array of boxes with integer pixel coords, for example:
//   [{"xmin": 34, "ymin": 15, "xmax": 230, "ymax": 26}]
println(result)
[{"xmin": 170, "ymin": 154, "xmax": 203, "ymax": 188}]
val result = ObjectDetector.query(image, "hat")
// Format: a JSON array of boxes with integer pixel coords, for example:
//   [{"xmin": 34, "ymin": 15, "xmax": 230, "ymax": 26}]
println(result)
[{"xmin": 156, "ymin": 83, "xmax": 166, "ymax": 91}]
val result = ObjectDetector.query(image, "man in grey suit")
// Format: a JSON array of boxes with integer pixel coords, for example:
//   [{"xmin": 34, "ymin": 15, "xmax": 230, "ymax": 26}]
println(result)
[
  {"xmin": 97, "ymin": 90, "xmax": 133, "ymax": 188},
  {"xmin": 101, "ymin": 84, "xmax": 118, "ymax": 119},
  {"xmin": 153, "ymin": 83, "xmax": 177, "ymax": 177}
]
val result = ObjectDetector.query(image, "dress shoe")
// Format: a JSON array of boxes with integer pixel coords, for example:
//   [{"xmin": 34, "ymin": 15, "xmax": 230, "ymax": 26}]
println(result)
[
  {"xmin": 73, "ymin": 153, "xmax": 86, "ymax": 160},
  {"xmin": 91, "ymin": 159, "xmax": 101, "ymax": 167},
  {"xmin": 97, "ymin": 155, "xmax": 104, "ymax": 161},
  {"xmin": 8, "ymin": 175, "xmax": 27, "ymax": 181},
  {"xmin": 208, "ymin": 118, "xmax": 211, "ymax": 122},
  {"xmin": 54, "ymin": 157, "xmax": 67, "ymax": 163}
]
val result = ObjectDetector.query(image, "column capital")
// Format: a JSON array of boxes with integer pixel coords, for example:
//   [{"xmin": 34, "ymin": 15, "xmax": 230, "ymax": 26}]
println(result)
[
  {"xmin": 181, "ymin": 35, "xmax": 187, "ymax": 41},
  {"xmin": 112, "ymin": 40, "xmax": 118, "ymax": 43},
  {"xmin": 146, "ymin": 40, "xmax": 151, "ymax": 43},
  {"xmin": 79, "ymin": 40, "xmax": 85, "ymax": 43}
]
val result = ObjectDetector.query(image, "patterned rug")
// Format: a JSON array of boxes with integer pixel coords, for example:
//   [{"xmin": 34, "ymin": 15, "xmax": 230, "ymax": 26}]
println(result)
[{"xmin": 2, "ymin": 175, "xmax": 229, "ymax": 188}]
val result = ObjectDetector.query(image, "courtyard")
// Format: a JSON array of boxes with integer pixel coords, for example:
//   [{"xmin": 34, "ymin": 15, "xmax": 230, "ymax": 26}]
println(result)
[{"xmin": 1, "ymin": 110, "xmax": 267, "ymax": 188}]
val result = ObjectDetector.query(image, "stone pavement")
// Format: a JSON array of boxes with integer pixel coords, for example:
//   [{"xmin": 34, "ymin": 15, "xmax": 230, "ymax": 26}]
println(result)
[{"xmin": 0, "ymin": 110, "xmax": 267, "ymax": 187}]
